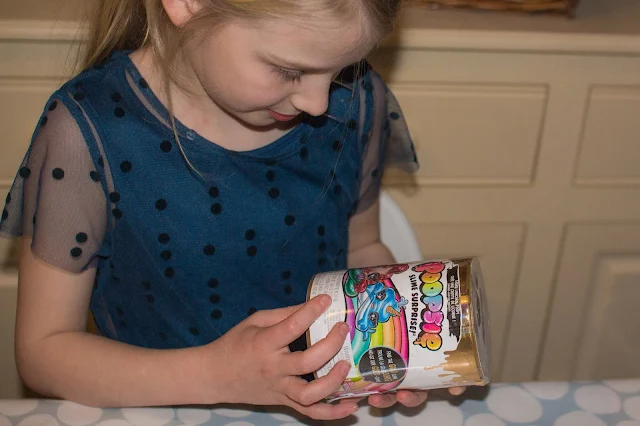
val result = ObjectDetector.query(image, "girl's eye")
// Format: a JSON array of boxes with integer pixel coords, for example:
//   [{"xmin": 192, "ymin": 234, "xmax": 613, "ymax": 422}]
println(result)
[{"xmin": 275, "ymin": 67, "xmax": 303, "ymax": 83}]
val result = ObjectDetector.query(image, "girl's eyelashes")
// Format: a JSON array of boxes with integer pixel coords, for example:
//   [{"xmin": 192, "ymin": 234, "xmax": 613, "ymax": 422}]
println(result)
[{"xmin": 274, "ymin": 67, "xmax": 303, "ymax": 83}]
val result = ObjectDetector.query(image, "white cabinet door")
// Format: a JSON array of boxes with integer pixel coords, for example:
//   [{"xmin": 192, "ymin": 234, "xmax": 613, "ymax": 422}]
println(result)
[{"xmin": 370, "ymin": 48, "xmax": 640, "ymax": 382}]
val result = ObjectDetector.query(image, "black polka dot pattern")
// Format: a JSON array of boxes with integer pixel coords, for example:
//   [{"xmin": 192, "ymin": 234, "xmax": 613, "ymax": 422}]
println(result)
[
  {"xmin": 90, "ymin": 171, "xmax": 100, "ymax": 182},
  {"xmin": 111, "ymin": 92, "xmax": 122, "ymax": 102},
  {"xmin": 245, "ymin": 230, "xmax": 256, "ymax": 240},
  {"xmin": 247, "ymin": 246, "xmax": 257, "ymax": 256},
  {"xmin": 284, "ymin": 285, "xmax": 293, "ymax": 295},
  {"xmin": 285, "ymin": 215, "xmax": 295, "ymax": 226},
  {"xmin": 112, "ymin": 209, "xmax": 123, "ymax": 219},
  {"xmin": 76, "ymin": 232, "xmax": 88, "ymax": 243},
  {"xmin": 155, "ymin": 199, "xmax": 167, "ymax": 211},
  {"xmin": 160, "ymin": 250, "xmax": 172, "ymax": 261},
  {"xmin": 266, "ymin": 170, "xmax": 276, "ymax": 181},
  {"xmin": 120, "ymin": 161, "xmax": 132, "ymax": 173},
  {"xmin": 268, "ymin": 188, "xmax": 280, "ymax": 199},
  {"xmin": 347, "ymin": 119, "xmax": 357, "ymax": 130},
  {"xmin": 114, "ymin": 107, "xmax": 125, "ymax": 118},
  {"xmin": 70, "ymin": 247, "xmax": 82, "ymax": 258},
  {"xmin": 299, "ymin": 147, "xmax": 309, "ymax": 161},
  {"xmin": 189, "ymin": 327, "xmax": 200, "ymax": 336},
  {"xmin": 208, "ymin": 278, "xmax": 219, "ymax": 289},
  {"xmin": 281, "ymin": 271, "xmax": 291, "ymax": 280},
  {"xmin": 209, "ymin": 293, "xmax": 221, "ymax": 303},
  {"xmin": 19, "ymin": 167, "xmax": 31, "ymax": 179},
  {"xmin": 109, "ymin": 192, "xmax": 120, "ymax": 203},
  {"xmin": 210, "ymin": 203, "xmax": 222, "ymax": 215},
  {"xmin": 164, "ymin": 267, "xmax": 175, "ymax": 278},
  {"xmin": 203, "ymin": 245, "xmax": 215, "ymax": 256},
  {"xmin": 211, "ymin": 310, "xmax": 222, "ymax": 320},
  {"xmin": 390, "ymin": 112, "xmax": 400, "ymax": 120},
  {"xmin": 160, "ymin": 140, "xmax": 172, "ymax": 153},
  {"xmin": 52, "ymin": 168, "xmax": 65, "ymax": 180},
  {"xmin": 158, "ymin": 233, "xmax": 170, "ymax": 244},
  {"xmin": 48, "ymin": 101, "xmax": 58, "ymax": 111}
]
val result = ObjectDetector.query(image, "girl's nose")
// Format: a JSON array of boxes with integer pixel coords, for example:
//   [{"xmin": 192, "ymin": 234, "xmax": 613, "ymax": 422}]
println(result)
[{"xmin": 290, "ymin": 77, "xmax": 332, "ymax": 117}]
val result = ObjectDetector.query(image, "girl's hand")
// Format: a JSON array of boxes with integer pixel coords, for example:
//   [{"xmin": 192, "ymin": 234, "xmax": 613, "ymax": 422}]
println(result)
[
  {"xmin": 367, "ymin": 387, "xmax": 467, "ymax": 409},
  {"xmin": 206, "ymin": 295, "xmax": 358, "ymax": 420}
]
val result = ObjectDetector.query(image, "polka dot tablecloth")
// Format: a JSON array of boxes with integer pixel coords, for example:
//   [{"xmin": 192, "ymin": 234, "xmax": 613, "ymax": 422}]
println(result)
[{"xmin": 1, "ymin": 380, "xmax": 639, "ymax": 425}]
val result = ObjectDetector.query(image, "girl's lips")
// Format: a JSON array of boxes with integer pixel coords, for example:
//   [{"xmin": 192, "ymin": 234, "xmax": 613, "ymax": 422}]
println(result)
[{"xmin": 269, "ymin": 110, "xmax": 298, "ymax": 122}]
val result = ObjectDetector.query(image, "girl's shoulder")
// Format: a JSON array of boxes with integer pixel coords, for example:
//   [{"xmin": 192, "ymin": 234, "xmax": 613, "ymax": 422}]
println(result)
[{"xmin": 50, "ymin": 51, "xmax": 138, "ymax": 120}]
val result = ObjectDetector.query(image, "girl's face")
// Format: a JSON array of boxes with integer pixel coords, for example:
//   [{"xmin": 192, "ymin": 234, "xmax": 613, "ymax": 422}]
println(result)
[{"xmin": 183, "ymin": 13, "xmax": 376, "ymax": 129}]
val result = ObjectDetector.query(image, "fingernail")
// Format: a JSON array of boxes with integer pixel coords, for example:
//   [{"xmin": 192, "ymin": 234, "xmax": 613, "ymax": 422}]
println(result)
[
  {"xmin": 319, "ymin": 294, "xmax": 331, "ymax": 309},
  {"xmin": 348, "ymin": 404, "xmax": 359, "ymax": 413},
  {"xmin": 341, "ymin": 362, "xmax": 351, "ymax": 374},
  {"xmin": 339, "ymin": 322, "xmax": 349, "ymax": 336}
]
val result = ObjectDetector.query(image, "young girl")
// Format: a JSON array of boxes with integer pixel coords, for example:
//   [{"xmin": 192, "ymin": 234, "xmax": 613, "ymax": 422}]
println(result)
[{"xmin": 0, "ymin": 0, "xmax": 463, "ymax": 420}]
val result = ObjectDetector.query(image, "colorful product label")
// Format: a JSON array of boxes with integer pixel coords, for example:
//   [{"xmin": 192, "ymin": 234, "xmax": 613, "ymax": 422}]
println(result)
[{"xmin": 307, "ymin": 260, "xmax": 464, "ymax": 401}]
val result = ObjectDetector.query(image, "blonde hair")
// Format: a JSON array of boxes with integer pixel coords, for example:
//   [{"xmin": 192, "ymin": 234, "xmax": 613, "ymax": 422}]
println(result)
[{"xmin": 82, "ymin": 0, "xmax": 401, "ymax": 76}]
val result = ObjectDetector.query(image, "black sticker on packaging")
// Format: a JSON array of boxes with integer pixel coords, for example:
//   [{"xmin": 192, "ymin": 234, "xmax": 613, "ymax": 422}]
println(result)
[{"xmin": 447, "ymin": 266, "xmax": 462, "ymax": 341}]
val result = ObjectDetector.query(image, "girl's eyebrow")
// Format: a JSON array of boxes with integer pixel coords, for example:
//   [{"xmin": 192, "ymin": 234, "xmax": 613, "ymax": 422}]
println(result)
[{"xmin": 261, "ymin": 53, "xmax": 332, "ymax": 73}]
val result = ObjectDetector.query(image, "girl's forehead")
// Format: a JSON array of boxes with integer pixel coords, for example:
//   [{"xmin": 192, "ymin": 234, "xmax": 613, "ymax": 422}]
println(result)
[{"xmin": 248, "ymin": 15, "xmax": 375, "ymax": 68}]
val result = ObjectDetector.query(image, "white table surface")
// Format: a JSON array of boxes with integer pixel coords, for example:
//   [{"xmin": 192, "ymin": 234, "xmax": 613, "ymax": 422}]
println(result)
[{"xmin": 1, "ymin": 380, "xmax": 639, "ymax": 425}]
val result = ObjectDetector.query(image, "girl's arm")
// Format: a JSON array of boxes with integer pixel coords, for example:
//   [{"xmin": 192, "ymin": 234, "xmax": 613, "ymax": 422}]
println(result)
[
  {"xmin": 15, "ymin": 238, "xmax": 215, "ymax": 407},
  {"xmin": 16, "ymin": 238, "xmax": 356, "ymax": 420},
  {"xmin": 347, "ymin": 198, "xmax": 394, "ymax": 269}
]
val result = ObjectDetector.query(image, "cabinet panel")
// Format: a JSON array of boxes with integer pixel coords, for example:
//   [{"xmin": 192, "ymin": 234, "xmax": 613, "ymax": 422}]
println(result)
[
  {"xmin": 410, "ymin": 221, "xmax": 526, "ymax": 380},
  {"xmin": 387, "ymin": 83, "xmax": 547, "ymax": 186},
  {"xmin": 574, "ymin": 86, "xmax": 640, "ymax": 186},
  {"xmin": 0, "ymin": 273, "xmax": 21, "ymax": 399},
  {"xmin": 574, "ymin": 256, "xmax": 640, "ymax": 379},
  {"xmin": 0, "ymin": 78, "xmax": 58, "ymax": 186},
  {"xmin": 538, "ymin": 223, "xmax": 640, "ymax": 381}
]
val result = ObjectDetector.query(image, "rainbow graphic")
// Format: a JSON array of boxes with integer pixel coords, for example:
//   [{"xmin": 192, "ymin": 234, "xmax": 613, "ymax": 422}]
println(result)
[{"xmin": 339, "ymin": 266, "xmax": 410, "ymax": 395}]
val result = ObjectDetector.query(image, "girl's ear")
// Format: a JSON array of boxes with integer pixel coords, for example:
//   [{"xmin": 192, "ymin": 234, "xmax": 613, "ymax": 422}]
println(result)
[{"xmin": 160, "ymin": 0, "xmax": 203, "ymax": 27}]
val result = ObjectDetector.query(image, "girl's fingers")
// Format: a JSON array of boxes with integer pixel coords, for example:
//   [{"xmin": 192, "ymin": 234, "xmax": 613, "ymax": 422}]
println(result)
[
  {"xmin": 285, "ymin": 321, "xmax": 348, "ymax": 375},
  {"xmin": 396, "ymin": 390, "xmax": 428, "ymax": 407},
  {"xmin": 262, "ymin": 295, "xmax": 331, "ymax": 349},
  {"xmin": 282, "ymin": 360, "xmax": 351, "ymax": 406},
  {"xmin": 368, "ymin": 392, "xmax": 398, "ymax": 409},
  {"xmin": 286, "ymin": 397, "xmax": 359, "ymax": 421},
  {"xmin": 449, "ymin": 386, "xmax": 466, "ymax": 396}
]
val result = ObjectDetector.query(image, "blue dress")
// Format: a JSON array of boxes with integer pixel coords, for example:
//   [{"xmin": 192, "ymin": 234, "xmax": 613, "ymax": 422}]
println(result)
[{"xmin": 0, "ymin": 51, "xmax": 417, "ymax": 350}]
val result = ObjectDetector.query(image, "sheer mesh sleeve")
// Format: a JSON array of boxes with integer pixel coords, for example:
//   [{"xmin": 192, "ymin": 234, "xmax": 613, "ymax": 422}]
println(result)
[
  {"xmin": 355, "ymin": 70, "xmax": 419, "ymax": 213},
  {"xmin": 0, "ymin": 98, "xmax": 107, "ymax": 272}
]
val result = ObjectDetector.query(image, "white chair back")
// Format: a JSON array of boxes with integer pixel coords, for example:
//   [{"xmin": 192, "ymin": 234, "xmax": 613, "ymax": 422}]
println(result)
[{"xmin": 379, "ymin": 191, "xmax": 422, "ymax": 263}]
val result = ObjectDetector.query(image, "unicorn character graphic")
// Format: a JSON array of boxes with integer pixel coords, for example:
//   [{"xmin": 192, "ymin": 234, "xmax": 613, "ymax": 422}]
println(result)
[
  {"xmin": 343, "ymin": 264, "xmax": 409, "ymax": 297},
  {"xmin": 355, "ymin": 282, "xmax": 408, "ymax": 340}
]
